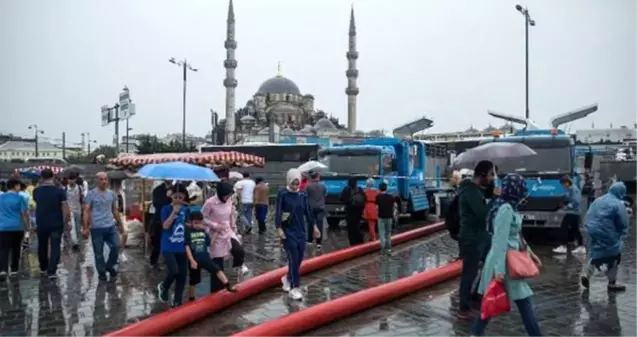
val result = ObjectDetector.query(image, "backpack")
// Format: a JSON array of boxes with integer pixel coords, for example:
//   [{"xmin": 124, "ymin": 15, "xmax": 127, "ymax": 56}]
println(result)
[
  {"xmin": 445, "ymin": 193, "xmax": 461, "ymax": 241},
  {"xmin": 351, "ymin": 187, "xmax": 366, "ymax": 208}
]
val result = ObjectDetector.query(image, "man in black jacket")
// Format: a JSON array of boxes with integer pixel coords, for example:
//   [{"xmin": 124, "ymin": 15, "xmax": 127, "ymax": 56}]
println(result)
[{"xmin": 149, "ymin": 180, "xmax": 172, "ymax": 267}]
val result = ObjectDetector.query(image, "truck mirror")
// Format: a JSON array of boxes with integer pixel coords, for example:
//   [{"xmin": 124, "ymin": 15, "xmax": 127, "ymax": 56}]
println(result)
[{"xmin": 584, "ymin": 153, "xmax": 593, "ymax": 169}]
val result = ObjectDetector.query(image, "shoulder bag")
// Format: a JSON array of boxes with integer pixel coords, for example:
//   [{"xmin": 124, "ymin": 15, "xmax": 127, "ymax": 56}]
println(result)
[{"xmin": 506, "ymin": 236, "xmax": 539, "ymax": 279}]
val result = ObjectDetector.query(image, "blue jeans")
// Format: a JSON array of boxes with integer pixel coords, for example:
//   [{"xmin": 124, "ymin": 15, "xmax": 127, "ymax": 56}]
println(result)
[
  {"xmin": 378, "ymin": 218, "xmax": 393, "ymax": 251},
  {"xmin": 37, "ymin": 228, "xmax": 62, "ymax": 276},
  {"xmin": 255, "ymin": 204, "xmax": 268, "ymax": 232},
  {"xmin": 91, "ymin": 226, "xmax": 121, "ymax": 275},
  {"xmin": 308, "ymin": 209, "xmax": 325, "ymax": 244},
  {"xmin": 459, "ymin": 238, "xmax": 487, "ymax": 311},
  {"xmin": 471, "ymin": 296, "xmax": 542, "ymax": 336},
  {"xmin": 241, "ymin": 203, "xmax": 253, "ymax": 231}
]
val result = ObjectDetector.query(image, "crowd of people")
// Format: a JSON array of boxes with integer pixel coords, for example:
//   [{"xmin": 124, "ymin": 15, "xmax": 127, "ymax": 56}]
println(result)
[
  {"xmin": 445, "ymin": 160, "xmax": 631, "ymax": 336},
  {"xmin": 0, "ymin": 161, "xmax": 632, "ymax": 329}
]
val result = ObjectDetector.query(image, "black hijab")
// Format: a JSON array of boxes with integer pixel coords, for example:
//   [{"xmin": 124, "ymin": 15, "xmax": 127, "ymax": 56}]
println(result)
[{"xmin": 216, "ymin": 181, "xmax": 234, "ymax": 203}]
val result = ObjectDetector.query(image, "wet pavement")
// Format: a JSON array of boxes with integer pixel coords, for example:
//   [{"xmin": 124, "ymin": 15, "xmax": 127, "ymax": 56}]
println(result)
[
  {"xmin": 307, "ymin": 225, "xmax": 637, "ymax": 336},
  {"xmin": 0, "ymin": 221, "xmax": 430, "ymax": 336},
  {"xmin": 172, "ymin": 231, "xmax": 458, "ymax": 336}
]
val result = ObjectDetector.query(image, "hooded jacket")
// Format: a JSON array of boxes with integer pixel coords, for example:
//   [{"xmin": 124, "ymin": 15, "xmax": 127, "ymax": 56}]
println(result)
[
  {"xmin": 458, "ymin": 179, "xmax": 490, "ymax": 242},
  {"xmin": 585, "ymin": 182, "xmax": 630, "ymax": 260}
]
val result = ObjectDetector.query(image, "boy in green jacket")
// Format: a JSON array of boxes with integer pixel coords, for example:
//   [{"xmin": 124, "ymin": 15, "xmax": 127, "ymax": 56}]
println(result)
[{"xmin": 457, "ymin": 160, "xmax": 495, "ymax": 319}]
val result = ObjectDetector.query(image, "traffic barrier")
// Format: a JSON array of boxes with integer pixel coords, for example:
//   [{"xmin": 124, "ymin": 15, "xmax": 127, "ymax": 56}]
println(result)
[
  {"xmin": 105, "ymin": 222, "xmax": 445, "ymax": 337},
  {"xmin": 233, "ymin": 260, "xmax": 463, "ymax": 337}
]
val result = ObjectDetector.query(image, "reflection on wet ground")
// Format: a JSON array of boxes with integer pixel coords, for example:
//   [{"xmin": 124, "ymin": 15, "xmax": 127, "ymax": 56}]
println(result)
[
  {"xmin": 172, "ymin": 232, "xmax": 458, "ymax": 336},
  {"xmin": 0, "ymin": 222, "xmax": 429, "ymax": 336},
  {"xmin": 306, "ymin": 228, "xmax": 637, "ymax": 336}
]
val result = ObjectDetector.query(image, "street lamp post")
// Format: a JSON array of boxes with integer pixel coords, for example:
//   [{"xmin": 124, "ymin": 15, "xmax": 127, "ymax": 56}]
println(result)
[
  {"xmin": 81, "ymin": 132, "xmax": 97, "ymax": 153},
  {"xmin": 126, "ymin": 126, "xmax": 133, "ymax": 153},
  {"xmin": 169, "ymin": 57, "xmax": 198, "ymax": 148},
  {"xmin": 515, "ymin": 4, "xmax": 535, "ymax": 120},
  {"xmin": 28, "ymin": 124, "xmax": 44, "ymax": 157}
]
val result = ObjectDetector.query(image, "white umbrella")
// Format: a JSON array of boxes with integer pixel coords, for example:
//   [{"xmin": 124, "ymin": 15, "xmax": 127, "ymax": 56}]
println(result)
[
  {"xmin": 229, "ymin": 171, "xmax": 244, "ymax": 180},
  {"xmin": 451, "ymin": 142, "xmax": 536, "ymax": 170},
  {"xmin": 298, "ymin": 160, "xmax": 328, "ymax": 173}
]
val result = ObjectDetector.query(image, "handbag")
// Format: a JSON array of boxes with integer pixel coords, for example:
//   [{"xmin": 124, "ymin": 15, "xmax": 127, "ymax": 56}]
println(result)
[{"xmin": 506, "ymin": 236, "xmax": 539, "ymax": 279}]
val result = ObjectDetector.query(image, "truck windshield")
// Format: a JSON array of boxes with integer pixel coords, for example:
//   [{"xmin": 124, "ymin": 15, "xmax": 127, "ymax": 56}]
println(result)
[
  {"xmin": 497, "ymin": 146, "xmax": 572, "ymax": 175},
  {"xmin": 319, "ymin": 154, "xmax": 379, "ymax": 175}
]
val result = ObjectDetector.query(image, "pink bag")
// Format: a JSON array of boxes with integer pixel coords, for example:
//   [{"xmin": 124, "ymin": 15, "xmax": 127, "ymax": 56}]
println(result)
[
  {"xmin": 506, "ymin": 237, "xmax": 539, "ymax": 279},
  {"xmin": 481, "ymin": 279, "xmax": 511, "ymax": 320}
]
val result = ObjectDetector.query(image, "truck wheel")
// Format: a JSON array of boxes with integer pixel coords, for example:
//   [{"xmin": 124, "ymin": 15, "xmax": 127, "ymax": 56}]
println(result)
[{"xmin": 327, "ymin": 217, "xmax": 342, "ymax": 229}]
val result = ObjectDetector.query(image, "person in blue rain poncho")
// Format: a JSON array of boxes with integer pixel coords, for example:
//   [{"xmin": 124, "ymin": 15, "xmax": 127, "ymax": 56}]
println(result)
[
  {"xmin": 580, "ymin": 181, "xmax": 630, "ymax": 292},
  {"xmin": 275, "ymin": 168, "xmax": 321, "ymax": 301}
]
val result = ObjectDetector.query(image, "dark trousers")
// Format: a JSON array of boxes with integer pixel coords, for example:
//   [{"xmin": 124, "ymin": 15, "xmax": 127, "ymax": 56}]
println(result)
[
  {"xmin": 37, "ymin": 228, "xmax": 62, "ymax": 276},
  {"xmin": 284, "ymin": 238, "xmax": 306, "ymax": 288},
  {"xmin": 0, "ymin": 231, "xmax": 25, "ymax": 273},
  {"xmin": 561, "ymin": 213, "xmax": 583, "ymax": 246},
  {"xmin": 210, "ymin": 238, "xmax": 245, "ymax": 292},
  {"xmin": 255, "ymin": 204, "xmax": 268, "ymax": 233},
  {"xmin": 90, "ymin": 226, "xmax": 120, "ymax": 275},
  {"xmin": 345, "ymin": 210, "xmax": 364, "ymax": 246},
  {"xmin": 149, "ymin": 221, "xmax": 162, "ymax": 266},
  {"xmin": 459, "ymin": 238, "xmax": 487, "ymax": 312},
  {"xmin": 471, "ymin": 296, "xmax": 541, "ymax": 336},
  {"xmin": 162, "ymin": 252, "xmax": 188, "ymax": 305},
  {"xmin": 189, "ymin": 255, "xmax": 222, "ymax": 286},
  {"xmin": 308, "ymin": 209, "xmax": 325, "ymax": 245}
]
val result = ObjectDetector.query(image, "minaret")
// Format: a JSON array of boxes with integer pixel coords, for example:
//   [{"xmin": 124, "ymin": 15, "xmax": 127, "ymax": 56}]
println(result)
[
  {"xmin": 223, "ymin": 0, "xmax": 238, "ymax": 144},
  {"xmin": 345, "ymin": 5, "xmax": 359, "ymax": 134}
]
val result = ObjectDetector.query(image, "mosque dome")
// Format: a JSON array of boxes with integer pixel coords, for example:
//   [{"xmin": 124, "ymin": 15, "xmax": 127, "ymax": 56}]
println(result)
[
  {"xmin": 313, "ymin": 118, "xmax": 337, "ymax": 131},
  {"xmin": 257, "ymin": 75, "xmax": 301, "ymax": 95}
]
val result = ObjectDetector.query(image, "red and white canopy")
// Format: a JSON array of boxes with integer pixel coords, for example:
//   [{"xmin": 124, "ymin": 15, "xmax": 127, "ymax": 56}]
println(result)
[
  {"xmin": 108, "ymin": 151, "xmax": 265, "ymax": 170},
  {"xmin": 14, "ymin": 165, "xmax": 64, "ymax": 175}
]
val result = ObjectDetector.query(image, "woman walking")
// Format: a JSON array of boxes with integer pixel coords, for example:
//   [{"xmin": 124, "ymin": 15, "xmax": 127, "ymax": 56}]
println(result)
[
  {"xmin": 0, "ymin": 179, "xmax": 30, "ymax": 281},
  {"xmin": 471, "ymin": 173, "xmax": 543, "ymax": 336},
  {"xmin": 202, "ymin": 181, "xmax": 246, "ymax": 293},
  {"xmin": 340, "ymin": 177, "xmax": 365, "ymax": 246},
  {"xmin": 363, "ymin": 178, "xmax": 379, "ymax": 241},
  {"xmin": 276, "ymin": 168, "xmax": 320, "ymax": 300}
]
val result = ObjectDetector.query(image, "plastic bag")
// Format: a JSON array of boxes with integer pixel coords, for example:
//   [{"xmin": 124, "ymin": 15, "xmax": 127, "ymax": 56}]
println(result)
[{"xmin": 480, "ymin": 279, "xmax": 511, "ymax": 320}]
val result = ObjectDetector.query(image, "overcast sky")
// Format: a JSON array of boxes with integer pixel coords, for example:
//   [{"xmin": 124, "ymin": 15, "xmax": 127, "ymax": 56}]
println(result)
[{"xmin": 1, "ymin": 0, "xmax": 635, "ymax": 145}]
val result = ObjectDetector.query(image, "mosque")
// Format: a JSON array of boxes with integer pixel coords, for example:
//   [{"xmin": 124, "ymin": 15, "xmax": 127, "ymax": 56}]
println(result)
[{"xmin": 215, "ymin": 0, "xmax": 360, "ymax": 144}]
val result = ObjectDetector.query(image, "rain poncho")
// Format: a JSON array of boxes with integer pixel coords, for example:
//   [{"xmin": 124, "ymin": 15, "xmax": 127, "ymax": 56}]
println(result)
[{"xmin": 585, "ymin": 182, "xmax": 630, "ymax": 260}]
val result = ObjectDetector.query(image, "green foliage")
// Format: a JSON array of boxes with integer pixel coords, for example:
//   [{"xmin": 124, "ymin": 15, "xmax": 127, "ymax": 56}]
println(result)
[
  {"xmin": 135, "ymin": 134, "xmax": 197, "ymax": 154},
  {"xmin": 66, "ymin": 145, "xmax": 118, "ymax": 164}
]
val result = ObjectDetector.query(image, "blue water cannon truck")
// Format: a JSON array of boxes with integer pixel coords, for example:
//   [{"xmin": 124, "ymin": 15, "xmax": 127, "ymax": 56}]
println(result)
[
  {"xmin": 485, "ymin": 105, "xmax": 597, "ymax": 228},
  {"xmin": 317, "ymin": 137, "xmax": 453, "ymax": 228}
]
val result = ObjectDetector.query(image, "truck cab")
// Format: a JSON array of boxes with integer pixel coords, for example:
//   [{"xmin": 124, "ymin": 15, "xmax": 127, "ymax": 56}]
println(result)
[
  {"xmin": 482, "ymin": 130, "xmax": 576, "ymax": 228},
  {"xmin": 318, "ymin": 138, "xmax": 448, "ymax": 227}
]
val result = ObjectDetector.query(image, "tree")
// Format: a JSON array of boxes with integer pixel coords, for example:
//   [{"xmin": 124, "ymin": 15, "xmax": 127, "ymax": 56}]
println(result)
[
  {"xmin": 135, "ymin": 134, "xmax": 197, "ymax": 154},
  {"xmin": 66, "ymin": 145, "xmax": 117, "ymax": 164}
]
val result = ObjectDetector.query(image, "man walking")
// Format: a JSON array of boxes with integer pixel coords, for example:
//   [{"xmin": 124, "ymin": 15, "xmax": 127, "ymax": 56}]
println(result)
[
  {"xmin": 235, "ymin": 172, "xmax": 256, "ymax": 234},
  {"xmin": 33, "ymin": 168, "xmax": 70, "ymax": 279},
  {"xmin": 305, "ymin": 172, "xmax": 327, "ymax": 249},
  {"xmin": 457, "ymin": 161, "xmax": 494, "ymax": 319},
  {"xmin": 83, "ymin": 172, "xmax": 125, "ymax": 281}
]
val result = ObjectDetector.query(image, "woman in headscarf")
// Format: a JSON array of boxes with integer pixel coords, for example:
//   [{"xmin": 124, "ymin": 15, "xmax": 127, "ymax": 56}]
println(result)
[
  {"xmin": 201, "ymin": 181, "xmax": 246, "ymax": 293},
  {"xmin": 275, "ymin": 168, "xmax": 320, "ymax": 301},
  {"xmin": 581, "ymin": 181, "xmax": 629, "ymax": 292},
  {"xmin": 471, "ymin": 173, "xmax": 543, "ymax": 336},
  {"xmin": 362, "ymin": 178, "xmax": 379, "ymax": 241}
]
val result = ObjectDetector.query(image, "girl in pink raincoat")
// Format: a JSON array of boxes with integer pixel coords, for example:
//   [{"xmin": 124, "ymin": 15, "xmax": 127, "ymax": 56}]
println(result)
[{"xmin": 201, "ymin": 181, "xmax": 247, "ymax": 293}]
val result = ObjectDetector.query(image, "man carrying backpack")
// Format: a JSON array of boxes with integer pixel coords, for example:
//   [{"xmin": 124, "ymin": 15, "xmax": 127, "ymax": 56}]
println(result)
[{"xmin": 340, "ymin": 177, "xmax": 365, "ymax": 246}]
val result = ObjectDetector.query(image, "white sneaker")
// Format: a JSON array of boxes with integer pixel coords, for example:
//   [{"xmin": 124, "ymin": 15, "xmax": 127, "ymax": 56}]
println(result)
[
  {"xmin": 289, "ymin": 287, "xmax": 304, "ymax": 301},
  {"xmin": 553, "ymin": 245, "xmax": 568, "ymax": 254},
  {"xmin": 281, "ymin": 275, "xmax": 291, "ymax": 292},
  {"xmin": 240, "ymin": 265, "xmax": 250, "ymax": 275},
  {"xmin": 572, "ymin": 246, "xmax": 587, "ymax": 254}
]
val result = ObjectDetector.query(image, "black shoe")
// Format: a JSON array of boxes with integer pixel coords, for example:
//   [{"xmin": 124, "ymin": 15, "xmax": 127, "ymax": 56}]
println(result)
[
  {"xmin": 244, "ymin": 227, "xmax": 253, "ymax": 235},
  {"xmin": 171, "ymin": 300, "xmax": 182, "ymax": 308},
  {"xmin": 48, "ymin": 273, "xmax": 58, "ymax": 280},
  {"xmin": 188, "ymin": 297, "xmax": 196, "ymax": 302},
  {"xmin": 258, "ymin": 230, "xmax": 266, "ymax": 234},
  {"xmin": 98, "ymin": 273, "xmax": 107, "ymax": 281},
  {"xmin": 106, "ymin": 268, "xmax": 118, "ymax": 280},
  {"xmin": 581, "ymin": 275, "xmax": 590, "ymax": 289},
  {"xmin": 157, "ymin": 283, "xmax": 169, "ymax": 302},
  {"xmin": 72, "ymin": 244, "xmax": 80, "ymax": 252},
  {"xmin": 608, "ymin": 283, "xmax": 626, "ymax": 292}
]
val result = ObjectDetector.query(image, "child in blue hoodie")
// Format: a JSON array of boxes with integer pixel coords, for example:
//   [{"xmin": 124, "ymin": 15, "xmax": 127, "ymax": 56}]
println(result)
[{"xmin": 275, "ymin": 168, "xmax": 320, "ymax": 301}]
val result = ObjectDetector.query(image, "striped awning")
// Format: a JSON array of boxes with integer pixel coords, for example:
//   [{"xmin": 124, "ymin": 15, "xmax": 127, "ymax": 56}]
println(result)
[
  {"xmin": 108, "ymin": 151, "xmax": 265, "ymax": 170},
  {"xmin": 14, "ymin": 165, "xmax": 65, "ymax": 175}
]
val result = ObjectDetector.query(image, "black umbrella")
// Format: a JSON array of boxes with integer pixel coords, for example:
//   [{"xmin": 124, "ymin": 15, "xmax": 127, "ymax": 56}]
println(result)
[
  {"xmin": 62, "ymin": 165, "xmax": 85, "ymax": 178},
  {"xmin": 106, "ymin": 170, "xmax": 135, "ymax": 180}
]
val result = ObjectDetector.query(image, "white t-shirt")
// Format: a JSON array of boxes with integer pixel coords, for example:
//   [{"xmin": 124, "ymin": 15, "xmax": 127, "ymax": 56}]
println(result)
[{"xmin": 234, "ymin": 179, "xmax": 256, "ymax": 204}]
